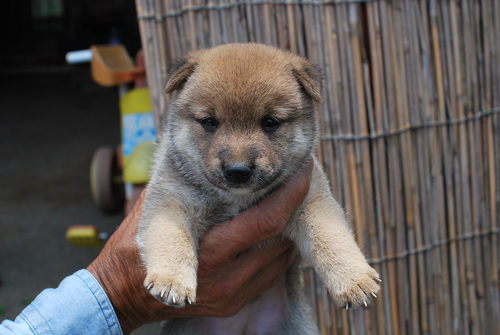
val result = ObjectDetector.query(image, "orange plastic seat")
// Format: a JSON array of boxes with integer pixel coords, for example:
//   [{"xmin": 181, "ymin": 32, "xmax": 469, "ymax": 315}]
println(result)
[{"xmin": 90, "ymin": 45, "xmax": 146, "ymax": 86}]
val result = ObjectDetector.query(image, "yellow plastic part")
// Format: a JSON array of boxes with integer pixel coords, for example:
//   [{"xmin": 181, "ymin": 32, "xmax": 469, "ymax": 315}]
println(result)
[
  {"xmin": 66, "ymin": 225, "xmax": 103, "ymax": 248},
  {"xmin": 90, "ymin": 45, "xmax": 145, "ymax": 86},
  {"xmin": 120, "ymin": 88, "xmax": 155, "ymax": 183},
  {"xmin": 119, "ymin": 87, "xmax": 152, "ymax": 115},
  {"xmin": 123, "ymin": 141, "xmax": 156, "ymax": 184}
]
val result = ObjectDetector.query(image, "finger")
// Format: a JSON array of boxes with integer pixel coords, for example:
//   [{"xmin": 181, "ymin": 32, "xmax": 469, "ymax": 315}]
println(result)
[{"xmin": 200, "ymin": 159, "xmax": 313, "ymax": 262}]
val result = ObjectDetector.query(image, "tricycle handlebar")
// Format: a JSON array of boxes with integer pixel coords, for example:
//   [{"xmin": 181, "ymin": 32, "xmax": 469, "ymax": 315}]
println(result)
[{"xmin": 66, "ymin": 49, "xmax": 93, "ymax": 64}]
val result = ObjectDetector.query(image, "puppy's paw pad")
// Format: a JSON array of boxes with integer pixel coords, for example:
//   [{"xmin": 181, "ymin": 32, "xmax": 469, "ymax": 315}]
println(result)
[{"xmin": 144, "ymin": 274, "xmax": 196, "ymax": 307}]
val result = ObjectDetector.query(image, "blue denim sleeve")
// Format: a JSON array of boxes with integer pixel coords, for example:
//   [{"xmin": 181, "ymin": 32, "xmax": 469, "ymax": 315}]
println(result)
[{"xmin": 0, "ymin": 269, "xmax": 123, "ymax": 335}]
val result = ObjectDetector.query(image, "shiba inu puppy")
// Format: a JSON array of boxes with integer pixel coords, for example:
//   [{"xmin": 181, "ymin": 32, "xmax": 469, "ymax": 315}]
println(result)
[{"xmin": 137, "ymin": 43, "xmax": 380, "ymax": 334}]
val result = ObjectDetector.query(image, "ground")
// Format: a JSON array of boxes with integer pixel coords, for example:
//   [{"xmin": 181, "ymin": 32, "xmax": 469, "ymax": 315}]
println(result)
[{"xmin": 0, "ymin": 71, "xmax": 160, "ymax": 334}]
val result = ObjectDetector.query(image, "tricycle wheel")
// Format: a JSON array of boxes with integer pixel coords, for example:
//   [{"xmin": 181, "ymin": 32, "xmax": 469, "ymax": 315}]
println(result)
[{"xmin": 90, "ymin": 146, "xmax": 124, "ymax": 214}]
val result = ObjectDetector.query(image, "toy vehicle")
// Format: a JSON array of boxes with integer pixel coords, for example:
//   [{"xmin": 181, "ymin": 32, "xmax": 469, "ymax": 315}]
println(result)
[{"xmin": 65, "ymin": 45, "xmax": 157, "ymax": 247}]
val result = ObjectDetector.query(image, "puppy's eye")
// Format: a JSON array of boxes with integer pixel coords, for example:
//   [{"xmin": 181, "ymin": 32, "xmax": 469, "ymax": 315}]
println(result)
[
  {"xmin": 261, "ymin": 117, "xmax": 281, "ymax": 132},
  {"xmin": 199, "ymin": 117, "xmax": 218, "ymax": 131}
]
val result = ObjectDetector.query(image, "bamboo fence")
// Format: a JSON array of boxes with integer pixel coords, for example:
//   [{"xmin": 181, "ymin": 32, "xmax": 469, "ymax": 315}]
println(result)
[{"xmin": 134, "ymin": 0, "xmax": 500, "ymax": 334}]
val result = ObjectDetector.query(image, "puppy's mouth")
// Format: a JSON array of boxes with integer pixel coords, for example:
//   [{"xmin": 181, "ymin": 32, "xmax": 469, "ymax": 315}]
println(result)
[
  {"xmin": 209, "ymin": 175, "xmax": 256, "ymax": 193},
  {"xmin": 205, "ymin": 168, "xmax": 282, "ymax": 195},
  {"xmin": 227, "ymin": 187, "xmax": 253, "ymax": 195}
]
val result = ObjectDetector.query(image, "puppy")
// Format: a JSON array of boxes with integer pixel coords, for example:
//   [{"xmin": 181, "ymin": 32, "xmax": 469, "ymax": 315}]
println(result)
[{"xmin": 137, "ymin": 43, "xmax": 380, "ymax": 334}]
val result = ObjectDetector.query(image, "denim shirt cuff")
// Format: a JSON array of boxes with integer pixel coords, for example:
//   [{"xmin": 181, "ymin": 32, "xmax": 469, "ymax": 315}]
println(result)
[{"xmin": 1, "ymin": 269, "xmax": 123, "ymax": 335}]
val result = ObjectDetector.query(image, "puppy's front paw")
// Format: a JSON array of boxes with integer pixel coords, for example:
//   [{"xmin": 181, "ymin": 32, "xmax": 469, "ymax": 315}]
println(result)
[
  {"xmin": 325, "ymin": 265, "xmax": 381, "ymax": 309},
  {"xmin": 145, "ymin": 272, "xmax": 196, "ymax": 307}
]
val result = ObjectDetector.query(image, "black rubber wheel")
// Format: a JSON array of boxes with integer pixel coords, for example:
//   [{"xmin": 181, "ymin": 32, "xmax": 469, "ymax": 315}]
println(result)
[{"xmin": 90, "ymin": 146, "xmax": 124, "ymax": 214}]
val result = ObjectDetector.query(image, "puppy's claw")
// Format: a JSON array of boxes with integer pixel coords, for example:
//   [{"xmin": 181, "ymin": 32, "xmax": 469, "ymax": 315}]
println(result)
[
  {"xmin": 374, "ymin": 277, "xmax": 382, "ymax": 283},
  {"xmin": 145, "ymin": 272, "xmax": 196, "ymax": 307},
  {"xmin": 187, "ymin": 297, "xmax": 193, "ymax": 305},
  {"xmin": 363, "ymin": 300, "xmax": 368, "ymax": 307},
  {"xmin": 345, "ymin": 302, "xmax": 349, "ymax": 310},
  {"xmin": 371, "ymin": 292, "xmax": 377, "ymax": 298}
]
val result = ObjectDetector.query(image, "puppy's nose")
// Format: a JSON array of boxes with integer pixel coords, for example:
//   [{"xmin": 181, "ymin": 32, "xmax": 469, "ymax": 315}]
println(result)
[{"xmin": 224, "ymin": 164, "xmax": 253, "ymax": 184}]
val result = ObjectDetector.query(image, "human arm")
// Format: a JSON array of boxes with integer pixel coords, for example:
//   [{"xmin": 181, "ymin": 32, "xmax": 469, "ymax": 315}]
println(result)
[{"xmin": 0, "ymin": 269, "xmax": 121, "ymax": 335}]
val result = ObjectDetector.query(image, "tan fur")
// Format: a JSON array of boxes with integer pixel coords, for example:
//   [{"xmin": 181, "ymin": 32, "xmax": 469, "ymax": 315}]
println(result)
[
  {"xmin": 140, "ymin": 204, "xmax": 198, "ymax": 304},
  {"xmin": 284, "ymin": 158, "xmax": 380, "ymax": 307},
  {"xmin": 137, "ymin": 43, "xmax": 380, "ymax": 335}
]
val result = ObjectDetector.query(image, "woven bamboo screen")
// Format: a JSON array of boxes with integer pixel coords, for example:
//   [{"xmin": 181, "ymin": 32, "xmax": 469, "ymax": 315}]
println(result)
[{"xmin": 134, "ymin": 0, "xmax": 500, "ymax": 334}]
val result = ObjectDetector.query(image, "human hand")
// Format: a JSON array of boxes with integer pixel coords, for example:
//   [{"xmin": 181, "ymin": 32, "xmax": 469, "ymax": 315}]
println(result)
[{"xmin": 87, "ymin": 160, "xmax": 312, "ymax": 334}]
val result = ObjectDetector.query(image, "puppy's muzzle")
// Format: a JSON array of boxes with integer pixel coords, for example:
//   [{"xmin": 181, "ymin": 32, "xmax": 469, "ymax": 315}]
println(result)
[{"xmin": 223, "ymin": 164, "xmax": 253, "ymax": 184}]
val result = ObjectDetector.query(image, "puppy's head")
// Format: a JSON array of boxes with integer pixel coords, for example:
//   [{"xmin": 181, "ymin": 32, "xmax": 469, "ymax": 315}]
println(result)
[{"xmin": 166, "ymin": 43, "xmax": 322, "ymax": 195}]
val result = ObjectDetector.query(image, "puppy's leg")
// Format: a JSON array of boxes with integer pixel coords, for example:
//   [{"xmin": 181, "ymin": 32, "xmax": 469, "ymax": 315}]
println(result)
[
  {"xmin": 138, "ymin": 201, "xmax": 198, "ymax": 307},
  {"xmin": 279, "ymin": 258, "xmax": 321, "ymax": 335},
  {"xmin": 284, "ymin": 162, "xmax": 380, "ymax": 308}
]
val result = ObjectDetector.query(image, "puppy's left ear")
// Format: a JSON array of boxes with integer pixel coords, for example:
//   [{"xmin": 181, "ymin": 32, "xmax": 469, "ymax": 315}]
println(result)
[
  {"xmin": 293, "ymin": 61, "xmax": 324, "ymax": 103},
  {"xmin": 164, "ymin": 56, "xmax": 198, "ymax": 93}
]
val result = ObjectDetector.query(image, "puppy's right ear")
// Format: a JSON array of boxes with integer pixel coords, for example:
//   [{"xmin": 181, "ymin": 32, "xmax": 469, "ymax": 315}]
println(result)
[
  {"xmin": 164, "ymin": 57, "xmax": 197, "ymax": 93},
  {"xmin": 292, "ymin": 61, "xmax": 323, "ymax": 103}
]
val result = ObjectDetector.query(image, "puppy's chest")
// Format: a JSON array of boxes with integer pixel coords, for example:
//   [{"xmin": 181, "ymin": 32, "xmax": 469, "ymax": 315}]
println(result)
[
  {"xmin": 188, "ymin": 193, "xmax": 257, "ymax": 233},
  {"xmin": 200, "ymin": 204, "xmax": 238, "ymax": 226}
]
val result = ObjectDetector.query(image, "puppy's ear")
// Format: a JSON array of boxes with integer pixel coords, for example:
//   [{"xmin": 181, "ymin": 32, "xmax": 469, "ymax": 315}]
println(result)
[
  {"xmin": 164, "ymin": 57, "xmax": 197, "ymax": 93},
  {"xmin": 292, "ymin": 61, "xmax": 324, "ymax": 103}
]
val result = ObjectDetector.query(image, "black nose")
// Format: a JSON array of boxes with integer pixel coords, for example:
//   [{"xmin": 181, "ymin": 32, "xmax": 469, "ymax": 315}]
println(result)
[{"xmin": 224, "ymin": 164, "xmax": 253, "ymax": 184}]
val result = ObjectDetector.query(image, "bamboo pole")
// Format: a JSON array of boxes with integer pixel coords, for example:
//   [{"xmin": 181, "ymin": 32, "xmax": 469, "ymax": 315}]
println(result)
[
  {"xmin": 486, "ymin": 2, "xmax": 500, "ymax": 335},
  {"xmin": 274, "ymin": 2, "xmax": 284, "ymax": 49},
  {"xmin": 393, "ymin": 1, "xmax": 427, "ymax": 332},
  {"xmin": 320, "ymin": 0, "xmax": 339, "ymax": 202},
  {"xmin": 377, "ymin": 1, "xmax": 410, "ymax": 334},
  {"xmin": 380, "ymin": 2, "xmax": 414, "ymax": 334},
  {"xmin": 363, "ymin": 62, "xmax": 385, "ymax": 335},
  {"xmin": 332, "ymin": 3, "xmax": 355, "ymax": 334},
  {"xmin": 347, "ymin": 5, "xmax": 372, "ymax": 333},
  {"xmin": 401, "ymin": 2, "xmax": 436, "ymax": 334},
  {"xmin": 366, "ymin": 3, "xmax": 392, "ymax": 335},
  {"xmin": 417, "ymin": 3, "xmax": 452, "ymax": 334},
  {"xmin": 429, "ymin": 2, "xmax": 463, "ymax": 333},
  {"xmin": 286, "ymin": 0, "xmax": 297, "ymax": 53},
  {"xmin": 461, "ymin": 2, "xmax": 487, "ymax": 334},
  {"xmin": 483, "ymin": 0, "xmax": 498, "ymax": 332}
]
